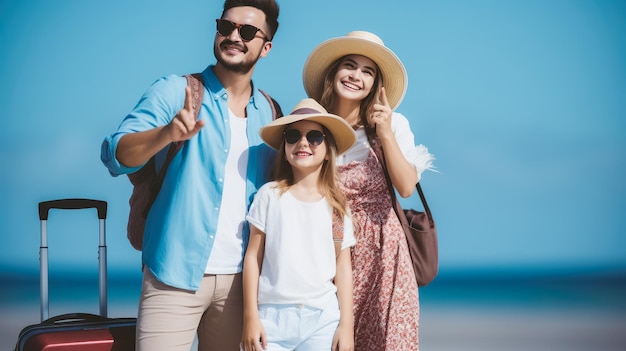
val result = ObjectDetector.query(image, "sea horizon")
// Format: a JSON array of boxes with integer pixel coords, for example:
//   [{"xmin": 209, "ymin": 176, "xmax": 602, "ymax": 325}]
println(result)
[{"xmin": 3, "ymin": 266, "xmax": 625, "ymax": 350}]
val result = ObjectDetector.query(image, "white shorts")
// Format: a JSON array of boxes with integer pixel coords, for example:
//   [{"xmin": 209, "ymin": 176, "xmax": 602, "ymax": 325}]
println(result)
[{"xmin": 256, "ymin": 298, "xmax": 340, "ymax": 351}]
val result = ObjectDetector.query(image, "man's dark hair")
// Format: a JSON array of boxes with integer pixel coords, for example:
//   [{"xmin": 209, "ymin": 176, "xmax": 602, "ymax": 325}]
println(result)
[{"xmin": 222, "ymin": 0, "xmax": 280, "ymax": 40}]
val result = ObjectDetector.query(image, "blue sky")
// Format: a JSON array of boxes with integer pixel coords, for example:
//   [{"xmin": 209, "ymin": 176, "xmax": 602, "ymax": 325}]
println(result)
[{"xmin": 1, "ymin": 0, "xmax": 624, "ymax": 276}]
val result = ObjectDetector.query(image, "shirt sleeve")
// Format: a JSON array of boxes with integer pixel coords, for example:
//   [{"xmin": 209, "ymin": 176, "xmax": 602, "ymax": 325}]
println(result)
[
  {"xmin": 392, "ymin": 112, "xmax": 436, "ymax": 177},
  {"xmin": 340, "ymin": 214, "xmax": 357, "ymax": 250},
  {"xmin": 246, "ymin": 183, "xmax": 272, "ymax": 233},
  {"xmin": 100, "ymin": 74, "xmax": 187, "ymax": 176}
]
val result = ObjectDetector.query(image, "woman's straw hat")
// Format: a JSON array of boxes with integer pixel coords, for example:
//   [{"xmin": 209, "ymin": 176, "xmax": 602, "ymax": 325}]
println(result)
[
  {"xmin": 302, "ymin": 31, "xmax": 408, "ymax": 110},
  {"xmin": 260, "ymin": 98, "xmax": 356, "ymax": 154}
]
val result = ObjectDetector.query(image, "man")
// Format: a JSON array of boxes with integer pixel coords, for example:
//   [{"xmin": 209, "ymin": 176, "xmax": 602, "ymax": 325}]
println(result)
[{"xmin": 100, "ymin": 1, "xmax": 280, "ymax": 350}]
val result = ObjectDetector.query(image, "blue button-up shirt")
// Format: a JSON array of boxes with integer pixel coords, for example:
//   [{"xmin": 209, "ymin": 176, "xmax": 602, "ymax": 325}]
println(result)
[{"xmin": 101, "ymin": 66, "xmax": 276, "ymax": 290}]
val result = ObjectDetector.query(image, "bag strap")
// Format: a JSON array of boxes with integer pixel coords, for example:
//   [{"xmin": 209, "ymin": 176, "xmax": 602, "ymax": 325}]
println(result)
[
  {"xmin": 415, "ymin": 182, "xmax": 433, "ymax": 222},
  {"xmin": 259, "ymin": 88, "xmax": 283, "ymax": 119},
  {"xmin": 365, "ymin": 130, "xmax": 432, "ymax": 220}
]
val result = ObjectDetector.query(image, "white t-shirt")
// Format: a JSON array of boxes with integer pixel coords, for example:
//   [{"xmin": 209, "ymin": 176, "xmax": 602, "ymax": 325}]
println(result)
[
  {"xmin": 246, "ymin": 181, "xmax": 356, "ymax": 309},
  {"xmin": 205, "ymin": 111, "xmax": 248, "ymax": 274}
]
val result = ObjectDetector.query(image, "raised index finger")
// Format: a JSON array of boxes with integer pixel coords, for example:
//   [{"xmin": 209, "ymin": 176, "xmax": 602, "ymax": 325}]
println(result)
[
  {"xmin": 183, "ymin": 86, "xmax": 193, "ymax": 111},
  {"xmin": 378, "ymin": 87, "xmax": 390, "ymax": 108},
  {"xmin": 183, "ymin": 85, "xmax": 194, "ymax": 114}
]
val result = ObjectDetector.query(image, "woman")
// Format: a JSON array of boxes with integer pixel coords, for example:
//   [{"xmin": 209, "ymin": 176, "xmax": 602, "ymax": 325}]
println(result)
[{"xmin": 302, "ymin": 31, "xmax": 435, "ymax": 350}]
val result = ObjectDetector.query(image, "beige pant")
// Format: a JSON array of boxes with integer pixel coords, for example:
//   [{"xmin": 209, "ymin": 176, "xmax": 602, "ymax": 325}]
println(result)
[{"xmin": 136, "ymin": 269, "xmax": 244, "ymax": 351}]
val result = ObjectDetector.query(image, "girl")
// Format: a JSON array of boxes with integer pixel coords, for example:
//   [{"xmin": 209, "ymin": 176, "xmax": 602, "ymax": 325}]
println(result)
[
  {"xmin": 301, "ymin": 31, "xmax": 436, "ymax": 350},
  {"xmin": 241, "ymin": 98, "xmax": 357, "ymax": 351}
]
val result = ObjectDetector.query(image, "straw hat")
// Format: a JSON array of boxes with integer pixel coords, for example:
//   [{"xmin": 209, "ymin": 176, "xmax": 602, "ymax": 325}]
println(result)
[
  {"xmin": 260, "ymin": 98, "xmax": 356, "ymax": 155},
  {"xmin": 302, "ymin": 31, "xmax": 408, "ymax": 110}
]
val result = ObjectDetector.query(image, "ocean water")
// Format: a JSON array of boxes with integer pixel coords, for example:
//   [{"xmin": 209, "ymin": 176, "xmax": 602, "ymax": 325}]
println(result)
[{"xmin": 2, "ymin": 269, "xmax": 625, "ymax": 350}]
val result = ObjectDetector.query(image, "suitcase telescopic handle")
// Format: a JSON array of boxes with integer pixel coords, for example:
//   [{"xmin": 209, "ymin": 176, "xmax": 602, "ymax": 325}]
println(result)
[
  {"xmin": 38, "ymin": 198, "xmax": 109, "ymax": 321},
  {"xmin": 39, "ymin": 198, "xmax": 107, "ymax": 220}
]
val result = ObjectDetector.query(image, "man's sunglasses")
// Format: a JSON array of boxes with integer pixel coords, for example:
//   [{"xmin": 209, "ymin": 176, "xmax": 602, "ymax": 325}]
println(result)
[
  {"xmin": 215, "ymin": 19, "xmax": 269, "ymax": 42},
  {"xmin": 283, "ymin": 129, "xmax": 325, "ymax": 147}
]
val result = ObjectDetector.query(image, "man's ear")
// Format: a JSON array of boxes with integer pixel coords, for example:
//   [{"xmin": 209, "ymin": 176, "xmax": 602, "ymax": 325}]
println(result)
[{"xmin": 260, "ymin": 41, "xmax": 273, "ymax": 58}]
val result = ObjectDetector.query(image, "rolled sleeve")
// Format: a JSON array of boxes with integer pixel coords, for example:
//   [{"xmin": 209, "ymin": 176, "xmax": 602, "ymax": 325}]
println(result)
[{"xmin": 100, "ymin": 133, "xmax": 142, "ymax": 177}]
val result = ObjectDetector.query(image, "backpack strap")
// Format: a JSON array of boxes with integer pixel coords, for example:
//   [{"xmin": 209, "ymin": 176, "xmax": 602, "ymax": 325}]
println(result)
[
  {"xmin": 259, "ymin": 88, "xmax": 283, "ymax": 120},
  {"xmin": 187, "ymin": 73, "xmax": 204, "ymax": 119}
]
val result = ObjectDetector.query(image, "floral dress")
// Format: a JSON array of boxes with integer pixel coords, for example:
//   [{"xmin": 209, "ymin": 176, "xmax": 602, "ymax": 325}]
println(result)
[{"xmin": 338, "ymin": 149, "xmax": 420, "ymax": 351}]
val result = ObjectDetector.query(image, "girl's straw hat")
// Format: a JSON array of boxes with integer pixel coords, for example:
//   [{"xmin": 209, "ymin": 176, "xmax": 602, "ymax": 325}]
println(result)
[
  {"xmin": 260, "ymin": 98, "xmax": 356, "ymax": 154},
  {"xmin": 302, "ymin": 31, "xmax": 408, "ymax": 110}
]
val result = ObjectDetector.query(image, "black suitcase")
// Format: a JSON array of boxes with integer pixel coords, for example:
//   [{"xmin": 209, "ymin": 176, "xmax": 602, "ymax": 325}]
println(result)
[{"xmin": 14, "ymin": 199, "xmax": 136, "ymax": 351}]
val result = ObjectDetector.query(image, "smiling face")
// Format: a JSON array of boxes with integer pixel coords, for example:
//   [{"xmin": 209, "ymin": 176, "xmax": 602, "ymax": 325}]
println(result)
[
  {"xmin": 283, "ymin": 120, "xmax": 328, "ymax": 174},
  {"xmin": 332, "ymin": 54, "xmax": 379, "ymax": 104},
  {"xmin": 213, "ymin": 6, "xmax": 272, "ymax": 74}
]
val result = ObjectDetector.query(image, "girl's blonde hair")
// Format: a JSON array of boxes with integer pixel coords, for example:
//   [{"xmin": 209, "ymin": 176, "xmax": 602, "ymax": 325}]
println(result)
[
  {"xmin": 318, "ymin": 55, "xmax": 383, "ymax": 129},
  {"xmin": 271, "ymin": 124, "xmax": 349, "ymax": 219}
]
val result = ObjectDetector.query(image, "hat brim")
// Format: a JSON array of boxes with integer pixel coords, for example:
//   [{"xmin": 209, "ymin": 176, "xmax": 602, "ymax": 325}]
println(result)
[
  {"xmin": 303, "ymin": 36, "xmax": 407, "ymax": 110},
  {"xmin": 260, "ymin": 113, "xmax": 356, "ymax": 155}
]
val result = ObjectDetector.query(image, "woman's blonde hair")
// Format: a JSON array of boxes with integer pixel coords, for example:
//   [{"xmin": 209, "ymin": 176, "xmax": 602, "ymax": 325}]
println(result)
[
  {"xmin": 271, "ymin": 124, "xmax": 349, "ymax": 218},
  {"xmin": 318, "ymin": 55, "xmax": 383, "ymax": 129}
]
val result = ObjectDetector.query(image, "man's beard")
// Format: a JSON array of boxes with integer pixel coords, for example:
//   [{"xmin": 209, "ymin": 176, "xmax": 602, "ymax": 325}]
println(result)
[{"xmin": 214, "ymin": 41, "xmax": 262, "ymax": 74}]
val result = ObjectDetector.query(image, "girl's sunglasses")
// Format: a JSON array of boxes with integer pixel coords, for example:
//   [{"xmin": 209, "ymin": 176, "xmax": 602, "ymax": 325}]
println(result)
[
  {"xmin": 215, "ymin": 19, "xmax": 269, "ymax": 42},
  {"xmin": 283, "ymin": 129, "xmax": 325, "ymax": 147}
]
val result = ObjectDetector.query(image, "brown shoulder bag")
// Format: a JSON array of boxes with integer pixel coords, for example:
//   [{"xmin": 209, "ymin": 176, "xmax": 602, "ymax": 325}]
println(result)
[{"xmin": 368, "ymin": 133, "xmax": 439, "ymax": 286}]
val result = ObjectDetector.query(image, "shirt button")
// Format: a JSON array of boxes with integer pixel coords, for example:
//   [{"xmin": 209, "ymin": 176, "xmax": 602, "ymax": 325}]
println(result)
[
  {"xmin": 214, "ymin": 207, "xmax": 219, "ymax": 211},
  {"xmin": 218, "ymin": 178, "xmax": 223, "ymax": 183}
]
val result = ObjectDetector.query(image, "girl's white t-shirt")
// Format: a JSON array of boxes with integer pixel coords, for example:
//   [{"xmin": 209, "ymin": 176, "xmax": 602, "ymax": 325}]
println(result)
[{"xmin": 246, "ymin": 181, "xmax": 356, "ymax": 309}]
